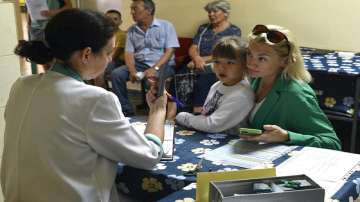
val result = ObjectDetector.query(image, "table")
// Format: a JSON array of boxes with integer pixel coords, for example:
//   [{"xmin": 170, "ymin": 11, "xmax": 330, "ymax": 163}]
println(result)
[
  {"xmin": 158, "ymin": 174, "xmax": 360, "ymax": 202},
  {"xmin": 301, "ymin": 47, "xmax": 360, "ymax": 152},
  {"xmin": 116, "ymin": 127, "xmax": 360, "ymax": 202},
  {"xmin": 116, "ymin": 128, "xmax": 243, "ymax": 201}
]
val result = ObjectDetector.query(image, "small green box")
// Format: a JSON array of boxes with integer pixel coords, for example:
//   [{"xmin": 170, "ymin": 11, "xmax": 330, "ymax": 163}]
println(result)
[{"xmin": 239, "ymin": 128, "xmax": 262, "ymax": 136}]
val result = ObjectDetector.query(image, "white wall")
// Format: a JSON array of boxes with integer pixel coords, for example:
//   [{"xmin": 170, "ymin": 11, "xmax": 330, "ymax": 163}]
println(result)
[
  {"xmin": 0, "ymin": 1, "xmax": 21, "ymax": 134},
  {"xmin": 79, "ymin": 0, "xmax": 122, "ymax": 13},
  {"xmin": 118, "ymin": 0, "xmax": 360, "ymax": 52}
]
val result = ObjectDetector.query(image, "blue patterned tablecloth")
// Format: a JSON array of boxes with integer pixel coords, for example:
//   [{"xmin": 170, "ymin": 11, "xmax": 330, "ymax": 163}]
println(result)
[
  {"xmin": 153, "ymin": 131, "xmax": 360, "ymax": 202},
  {"xmin": 302, "ymin": 47, "xmax": 360, "ymax": 75},
  {"xmin": 116, "ymin": 127, "xmax": 360, "ymax": 202},
  {"xmin": 301, "ymin": 47, "xmax": 360, "ymax": 118},
  {"xmin": 116, "ymin": 128, "xmax": 298, "ymax": 201},
  {"xmin": 116, "ymin": 129, "xmax": 242, "ymax": 201},
  {"xmin": 116, "ymin": 127, "xmax": 357, "ymax": 202}
]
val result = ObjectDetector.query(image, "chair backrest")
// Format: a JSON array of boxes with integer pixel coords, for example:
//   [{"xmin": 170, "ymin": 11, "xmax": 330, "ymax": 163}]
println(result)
[{"xmin": 174, "ymin": 37, "xmax": 193, "ymax": 68}]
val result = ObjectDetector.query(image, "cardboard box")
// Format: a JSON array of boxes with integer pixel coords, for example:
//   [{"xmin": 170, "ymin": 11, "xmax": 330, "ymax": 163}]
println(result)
[{"xmin": 209, "ymin": 175, "xmax": 324, "ymax": 202}]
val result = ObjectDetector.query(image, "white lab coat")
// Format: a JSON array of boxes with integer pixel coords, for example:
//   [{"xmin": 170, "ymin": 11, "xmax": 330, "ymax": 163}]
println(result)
[{"xmin": 1, "ymin": 71, "xmax": 162, "ymax": 202}]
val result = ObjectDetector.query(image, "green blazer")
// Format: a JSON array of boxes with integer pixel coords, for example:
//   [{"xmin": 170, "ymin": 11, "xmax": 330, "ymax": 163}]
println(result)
[{"xmin": 250, "ymin": 76, "xmax": 341, "ymax": 150}]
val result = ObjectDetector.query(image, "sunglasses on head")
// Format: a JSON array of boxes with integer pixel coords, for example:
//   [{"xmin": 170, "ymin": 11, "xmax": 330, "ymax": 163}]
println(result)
[{"xmin": 252, "ymin": 24, "xmax": 288, "ymax": 44}]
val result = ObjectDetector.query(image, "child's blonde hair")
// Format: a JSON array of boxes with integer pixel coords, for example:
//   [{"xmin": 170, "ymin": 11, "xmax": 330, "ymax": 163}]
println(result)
[
  {"xmin": 248, "ymin": 25, "xmax": 311, "ymax": 83},
  {"xmin": 212, "ymin": 36, "xmax": 247, "ymax": 65}
]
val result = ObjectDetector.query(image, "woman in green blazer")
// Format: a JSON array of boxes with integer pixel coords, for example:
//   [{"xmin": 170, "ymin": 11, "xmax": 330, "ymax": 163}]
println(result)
[{"xmin": 242, "ymin": 24, "xmax": 341, "ymax": 150}]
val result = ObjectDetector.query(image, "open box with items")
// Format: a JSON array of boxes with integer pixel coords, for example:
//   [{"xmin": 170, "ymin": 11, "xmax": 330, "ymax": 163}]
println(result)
[{"xmin": 209, "ymin": 174, "xmax": 324, "ymax": 202}]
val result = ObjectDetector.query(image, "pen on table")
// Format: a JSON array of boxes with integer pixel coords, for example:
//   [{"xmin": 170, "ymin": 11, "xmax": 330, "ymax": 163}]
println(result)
[
  {"xmin": 196, "ymin": 157, "xmax": 204, "ymax": 170},
  {"xmin": 165, "ymin": 92, "xmax": 185, "ymax": 108}
]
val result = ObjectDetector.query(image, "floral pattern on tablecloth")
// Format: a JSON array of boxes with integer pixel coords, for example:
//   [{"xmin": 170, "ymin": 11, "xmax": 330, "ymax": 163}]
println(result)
[{"xmin": 117, "ymin": 121, "xmax": 360, "ymax": 202}]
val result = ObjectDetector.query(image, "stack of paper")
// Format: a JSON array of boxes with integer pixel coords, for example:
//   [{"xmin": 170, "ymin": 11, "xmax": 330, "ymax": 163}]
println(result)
[{"xmin": 203, "ymin": 140, "xmax": 297, "ymax": 168}]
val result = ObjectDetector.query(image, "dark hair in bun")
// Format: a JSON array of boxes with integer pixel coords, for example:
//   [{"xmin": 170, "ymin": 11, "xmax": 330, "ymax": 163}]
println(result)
[{"xmin": 14, "ymin": 9, "xmax": 116, "ymax": 64}]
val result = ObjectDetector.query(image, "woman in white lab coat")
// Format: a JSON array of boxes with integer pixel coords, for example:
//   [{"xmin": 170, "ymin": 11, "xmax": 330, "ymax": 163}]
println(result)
[{"xmin": 1, "ymin": 9, "xmax": 167, "ymax": 202}]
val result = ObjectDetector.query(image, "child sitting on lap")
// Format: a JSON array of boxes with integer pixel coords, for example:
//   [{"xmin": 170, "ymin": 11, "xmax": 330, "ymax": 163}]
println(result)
[{"xmin": 175, "ymin": 36, "xmax": 254, "ymax": 134}]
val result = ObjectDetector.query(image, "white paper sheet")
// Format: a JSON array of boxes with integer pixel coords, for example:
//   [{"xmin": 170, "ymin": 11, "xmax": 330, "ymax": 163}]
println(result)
[
  {"xmin": 26, "ymin": 0, "xmax": 49, "ymax": 21},
  {"xmin": 277, "ymin": 147, "xmax": 360, "ymax": 199},
  {"xmin": 277, "ymin": 147, "xmax": 360, "ymax": 182},
  {"xmin": 203, "ymin": 140, "xmax": 297, "ymax": 168}
]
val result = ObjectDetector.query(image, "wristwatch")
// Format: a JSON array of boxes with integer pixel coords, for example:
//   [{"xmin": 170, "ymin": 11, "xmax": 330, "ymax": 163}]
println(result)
[{"xmin": 154, "ymin": 66, "xmax": 160, "ymax": 71}]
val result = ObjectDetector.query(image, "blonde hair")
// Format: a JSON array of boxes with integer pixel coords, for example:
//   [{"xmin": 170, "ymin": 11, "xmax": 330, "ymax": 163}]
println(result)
[{"xmin": 248, "ymin": 25, "xmax": 311, "ymax": 83}]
